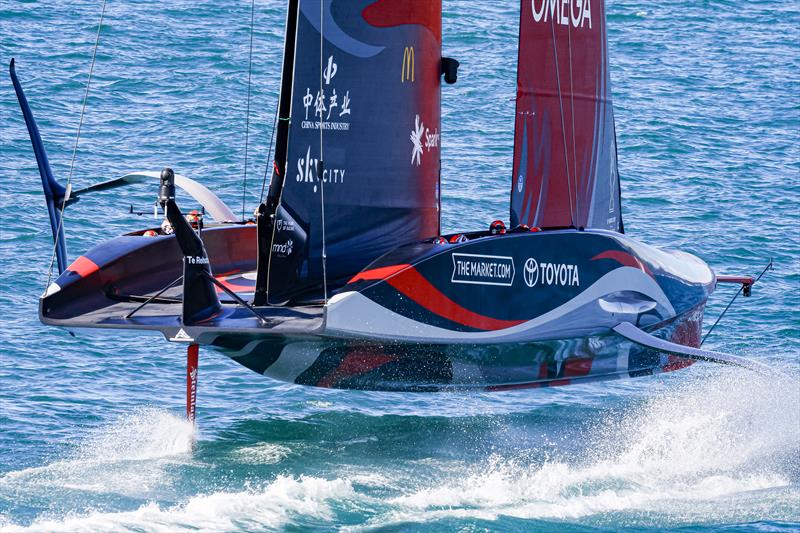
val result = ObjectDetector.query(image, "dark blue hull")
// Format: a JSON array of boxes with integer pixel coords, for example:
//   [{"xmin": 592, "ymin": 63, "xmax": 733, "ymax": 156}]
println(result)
[
  {"xmin": 213, "ymin": 305, "xmax": 702, "ymax": 391},
  {"xmin": 40, "ymin": 226, "xmax": 715, "ymax": 392}
]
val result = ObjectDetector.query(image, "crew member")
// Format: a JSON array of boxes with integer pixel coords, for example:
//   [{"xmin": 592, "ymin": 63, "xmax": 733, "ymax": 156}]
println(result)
[
  {"xmin": 186, "ymin": 209, "xmax": 203, "ymax": 230},
  {"xmin": 489, "ymin": 220, "xmax": 506, "ymax": 235}
]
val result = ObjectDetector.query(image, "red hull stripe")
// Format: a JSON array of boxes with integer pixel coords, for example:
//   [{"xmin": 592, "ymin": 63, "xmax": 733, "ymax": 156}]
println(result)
[
  {"xmin": 67, "ymin": 256, "xmax": 100, "ymax": 278},
  {"xmin": 317, "ymin": 351, "xmax": 396, "ymax": 388},
  {"xmin": 386, "ymin": 267, "xmax": 525, "ymax": 331},
  {"xmin": 591, "ymin": 250, "xmax": 652, "ymax": 276},
  {"xmin": 663, "ymin": 356, "xmax": 695, "ymax": 373},
  {"xmin": 349, "ymin": 264, "xmax": 411, "ymax": 283},
  {"xmin": 562, "ymin": 357, "xmax": 593, "ymax": 377}
]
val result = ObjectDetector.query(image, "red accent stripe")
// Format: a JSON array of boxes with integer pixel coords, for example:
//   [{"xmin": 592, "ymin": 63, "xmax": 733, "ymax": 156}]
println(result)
[
  {"xmin": 349, "ymin": 264, "xmax": 411, "ymax": 283},
  {"xmin": 362, "ymin": 1, "xmax": 442, "ymax": 43},
  {"xmin": 214, "ymin": 281, "xmax": 254, "ymax": 294},
  {"xmin": 317, "ymin": 351, "xmax": 395, "ymax": 388},
  {"xmin": 213, "ymin": 276, "xmax": 255, "ymax": 294},
  {"xmin": 214, "ymin": 269, "xmax": 243, "ymax": 278},
  {"xmin": 591, "ymin": 250, "xmax": 652, "ymax": 276},
  {"xmin": 562, "ymin": 357, "xmax": 593, "ymax": 377},
  {"xmin": 663, "ymin": 356, "xmax": 695, "ymax": 373},
  {"xmin": 386, "ymin": 268, "xmax": 525, "ymax": 331},
  {"xmin": 67, "ymin": 256, "xmax": 99, "ymax": 278}
]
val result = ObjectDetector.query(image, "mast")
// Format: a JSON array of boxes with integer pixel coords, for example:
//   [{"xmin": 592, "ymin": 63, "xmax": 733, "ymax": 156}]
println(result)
[
  {"xmin": 510, "ymin": 0, "xmax": 623, "ymax": 232},
  {"xmin": 254, "ymin": 0, "xmax": 300, "ymax": 306}
]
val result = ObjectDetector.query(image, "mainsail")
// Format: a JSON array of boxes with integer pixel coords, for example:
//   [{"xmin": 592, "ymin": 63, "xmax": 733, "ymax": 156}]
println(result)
[
  {"xmin": 510, "ymin": 0, "xmax": 623, "ymax": 232},
  {"xmin": 258, "ymin": 0, "xmax": 442, "ymax": 303}
]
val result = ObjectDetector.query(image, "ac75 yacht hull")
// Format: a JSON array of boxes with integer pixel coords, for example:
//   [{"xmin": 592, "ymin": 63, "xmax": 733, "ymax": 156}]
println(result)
[
  {"xmin": 41, "ymin": 225, "xmax": 715, "ymax": 391},
  {"xmin": 16, "ymin": 0, "xmax": 770, "ymax": 410}
]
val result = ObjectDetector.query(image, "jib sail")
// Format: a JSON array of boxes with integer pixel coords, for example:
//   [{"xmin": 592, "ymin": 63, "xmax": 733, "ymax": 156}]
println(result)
[
  {"xmin": 510, "ymin": 0, "xmax": 623, "ymax": 232},
  {"xmin": 259, "ymin": 0, "xmax": 442, "ymax": 304}
]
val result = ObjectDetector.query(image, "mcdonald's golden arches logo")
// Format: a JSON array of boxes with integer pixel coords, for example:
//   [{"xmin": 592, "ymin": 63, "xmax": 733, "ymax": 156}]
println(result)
[{"xmin": 401, "ymin": 46, "xmax": 415, "ymax": 83}]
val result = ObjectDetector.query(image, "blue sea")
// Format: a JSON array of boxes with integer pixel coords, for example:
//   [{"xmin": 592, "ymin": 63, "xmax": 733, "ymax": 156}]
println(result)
[{"xmin": 1, "ymin": 1, "xmax": 799, "ymax": 531}]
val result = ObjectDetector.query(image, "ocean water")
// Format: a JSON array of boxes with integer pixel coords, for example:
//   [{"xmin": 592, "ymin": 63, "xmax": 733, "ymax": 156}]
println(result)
[{"xmin": 1, "ymin": 0, "xmax": 799, "ymax": 531}]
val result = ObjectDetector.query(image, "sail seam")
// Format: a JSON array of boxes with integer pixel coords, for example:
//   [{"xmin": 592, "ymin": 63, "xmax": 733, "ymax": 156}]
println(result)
[
  {"xmin": 549, "ymin": 17, "xmax": 576, "ymax": 228},
  {"xmin": 567, "ymin": 22, "xmax": 579, "ymax": 225}
]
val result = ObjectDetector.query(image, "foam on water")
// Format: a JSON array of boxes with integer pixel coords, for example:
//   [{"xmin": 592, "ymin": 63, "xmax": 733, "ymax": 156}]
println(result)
[
  {"xmin": 0, "ymin": 408, "xmax": 194, "ymax": 496},
  {"xmin": 381, "ymin": 368, "xmax": 800, "ymax": 527},
  {"xmin": 3, "ymin": 368, "xmax": 796, "ymax": 531},
  {"xmin": 231, "ymin": 443, "xmax": 292, "ymax": 465},
  {"xmin": 0, "ymin": 475, "xmax": 354, "ymax": 533}
]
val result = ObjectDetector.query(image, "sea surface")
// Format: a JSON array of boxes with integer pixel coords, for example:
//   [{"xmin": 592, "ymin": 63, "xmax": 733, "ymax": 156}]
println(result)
[{"xmin": 1, "ymin": 1, "xmax": 799, "ymax": 531}]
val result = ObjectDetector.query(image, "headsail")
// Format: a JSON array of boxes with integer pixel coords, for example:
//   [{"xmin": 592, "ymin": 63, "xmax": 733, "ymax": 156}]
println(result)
[
  {"xmin": 259, "ymin": 0, "xmax": 443, "ymax": 303},
  {"xmin": 510, "ymin": 0, "xmax": 623, "ymax": 232}
]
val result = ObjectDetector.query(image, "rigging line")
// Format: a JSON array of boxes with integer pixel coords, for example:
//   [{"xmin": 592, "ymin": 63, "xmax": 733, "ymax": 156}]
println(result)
[
  {"xmin": 45, "ymin": 0, "xmax": 108, "ymax": 288},
  {"xmin": 701, "ymin": 259, "xmax": 773, "ymax": 346},
  {"xmin": 567, "ymin": 23, "xmax": 579, "ymax": 224},
  {"xmin": 124, "ymin": 275, "xmax": 183, "ymax": 319},
  {"xmin": 241, "ymin": 0, "xmax": 256, "ymax": 221},
  {"xmin": 549, "ymin": 17, "xmax": 576, "ymax": 229},
  {"xmin": 259, "ymin": 98, "xmax": 280, "ymax": 203},
  {"xmin": 318, "ymin": 0, "xmax": 328, "ymax": 304}
]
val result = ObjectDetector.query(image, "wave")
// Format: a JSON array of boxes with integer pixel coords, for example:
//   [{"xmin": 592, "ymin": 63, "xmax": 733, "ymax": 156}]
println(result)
[
  {"xmin": 0, "ymin": 407, "xmax": 194, "ymax": 496},
  {"xmin": 2, "ymin": 368, "xmax": 797, "ymax": 531},
  {"xmin": 381, "ymin": 367, "xmax": 800, "ymax": 527},
  {"xmin": 0, "ymin": 475, "xmax": 353, "ymax": 533},
  {"xmin": 231, "ymin": 443, "xmax": 292, "ymax": 465}
]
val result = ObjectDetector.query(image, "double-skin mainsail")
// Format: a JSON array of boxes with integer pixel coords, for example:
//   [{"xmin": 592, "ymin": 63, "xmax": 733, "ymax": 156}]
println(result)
[{"xmin": 256, "ymin": 0, "xmax": 443, "ymax": 304}]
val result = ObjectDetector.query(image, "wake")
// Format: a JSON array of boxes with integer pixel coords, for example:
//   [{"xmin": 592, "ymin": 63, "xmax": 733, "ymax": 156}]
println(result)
[
  {"xmin": 1, "ymin": 368, "xmax": 797, "ymax": 531},
  {"xmin": 384, "ymin": 367, "xmax": 800, "ymax": 527}
]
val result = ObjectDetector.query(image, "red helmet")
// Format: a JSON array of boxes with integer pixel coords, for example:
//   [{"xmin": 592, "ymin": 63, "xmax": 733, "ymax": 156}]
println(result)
[
  {"xmin": 435, "ymin": 236, "xmax": 448, "ymax": 245},
  {"xmin": 143, "ymin": 229, "xmax": 158, "ymax": 237},
  {"xmin": 489, "ymin": 220, "xmax": 506, "ymax": 235},
  {"xmin": 185, "ymin": 209, "xmax": 203, "ymax": 230},
  {"xmin": 449, "ymin": 233, "xmax": 468, "ymax": 243}
]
